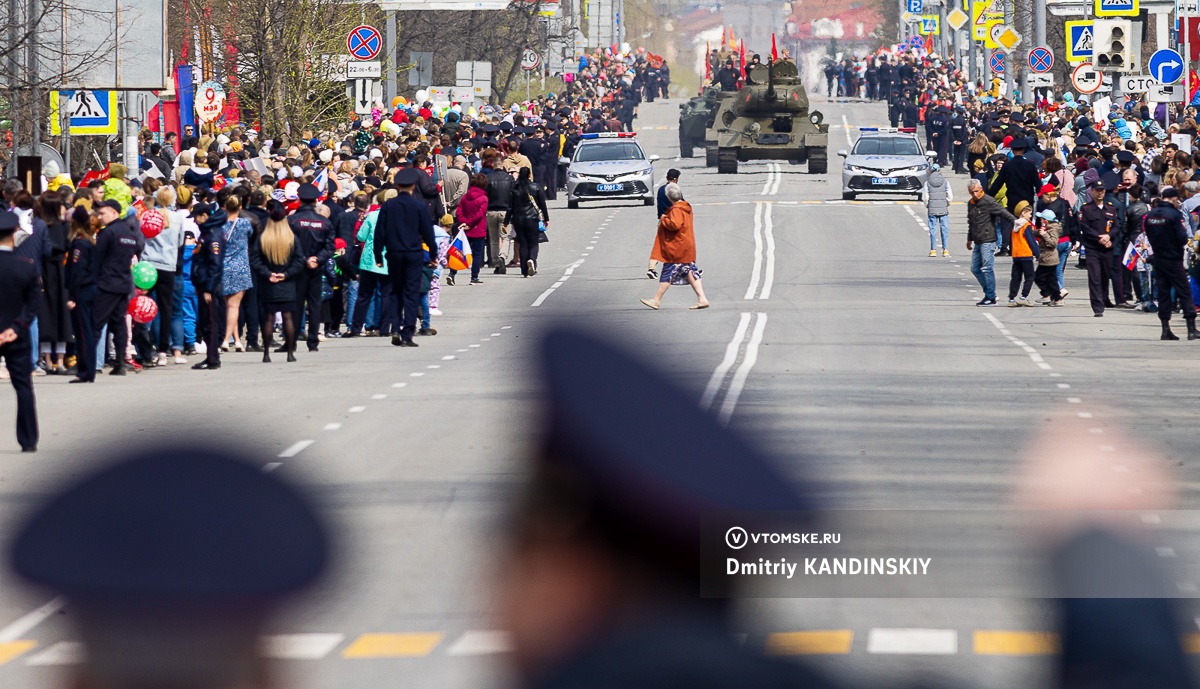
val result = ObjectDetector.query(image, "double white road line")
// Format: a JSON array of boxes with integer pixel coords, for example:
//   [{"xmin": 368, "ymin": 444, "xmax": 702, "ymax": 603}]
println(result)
[
  {"xmin": 701, "ymin": 312, "xmax": 769, "ymax": 425},
  {"xmin": 745, "ymin": 201, "xmax": 776, "ymax": 301},
  {"xmin": 760, "ymin": 162, "xmax": 783, "ymax": 196}
]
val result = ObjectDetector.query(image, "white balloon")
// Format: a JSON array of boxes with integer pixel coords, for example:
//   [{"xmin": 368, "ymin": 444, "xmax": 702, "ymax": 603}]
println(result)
[{"xmin": 415, "ymin": 89, "xmax": 429, "ymax": 103}]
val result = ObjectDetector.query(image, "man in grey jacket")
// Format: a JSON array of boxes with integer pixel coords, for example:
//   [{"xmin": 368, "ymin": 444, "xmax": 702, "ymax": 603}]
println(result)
[
  {"xmin": 966, "ymin": 179, "xmax": 1016, "ymax": 306},
  {"xmin": 926, "ymin": 164, "xmax": 953, "ymax": 256}
]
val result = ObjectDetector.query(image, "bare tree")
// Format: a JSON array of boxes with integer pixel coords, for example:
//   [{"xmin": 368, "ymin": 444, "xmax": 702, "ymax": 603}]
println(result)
[{"xmin": 392, "ymin": 2, "xmax": 544, "ymax": 104}]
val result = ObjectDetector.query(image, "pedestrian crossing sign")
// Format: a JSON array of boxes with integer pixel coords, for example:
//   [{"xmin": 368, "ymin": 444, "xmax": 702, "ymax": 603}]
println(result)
[
  {"xmin": 919, "ymin": 15, "xmax": 940, "ymax": 35},
  {"xmin": 1095, "ymin": 0, "xmax": 1137, "ymax": 15},
  {"xmin": 48, "ymin": 90, "xmax": 118, "ymax": 136},
  {"xmin": 1065, "ymin": 20, "xmax": 1094, "ymax": 63}
]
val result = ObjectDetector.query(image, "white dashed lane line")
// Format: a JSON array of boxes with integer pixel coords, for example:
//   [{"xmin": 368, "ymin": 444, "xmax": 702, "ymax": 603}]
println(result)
[
  {"xmin": 323, "ymin": 422, "xmax": 342, "ymax": 431},
  {"xmin": 278, "ymin": 439, "xmax": 314, "ymax": 458}
]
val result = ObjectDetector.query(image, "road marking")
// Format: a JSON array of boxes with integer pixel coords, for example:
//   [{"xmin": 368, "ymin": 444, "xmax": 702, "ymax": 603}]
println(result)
[
  {"xmin": 866, "ymin": 628, "xmax": 957, "ymax": 655},
  {"xmin": 973, "ymin": 631, "xmax": 1059, "ymax": 655},
  {"xmin": 456, "ymin": 348, "xmax": 469, "ymax": 352},
  {"xmin": 841, "ymin": 114, "xmax": 853, "ymax": 146},
  {"xmin": 262, "ymin": 463, "xmax": 282, "ymax": 472},
  {"xmin": 392, "ymin": 382, "xmax": 408, "ymax": 388},
  {"xmin": 262, "ymin": 633, "xmax": 345, "ymax": 660},
  {"xmin": 442, "ymin": 355, "xmax": 456, "ymax": 360},
  {"xmin": 0, "ymin": 641, "xmax": 37, "ymax": 665},
  {"xmin": 341, "ymin": 633, "xmax": 443, "ymax": 658},
  {"xmin": 982, "ymin": 313, "xmax": 1053, "ymax": 370},
  {"xmin": 445, "ymin": 631, "xmax": 514, "ymax": 656},
  {"xmin": 323, "ymin": 423, "xmax": 342, "ymax": 431},
  {"xmin": 701, "ymin": 313, "xmax": 752, "ymax": 410},
  {"xmin": 469, "ymin": 344, "xmax": 481, "ymax": 348},
  {"xmin": 501, "ymin": 325, "xmax": 512, "ymax": 330},
  {"xmin": 371, "ymin": 394, "xmax": 387, "ymax": 400},
  {"xmin": 718, "ymin": 312, "xmax": 768, "ymax": 425},
  {"xmin": 0, "ymin": 598, "xmax": 65, "ymax": 643},
  {"xmin": 348, "ymin": 406, "xmax": 366, "ymax": 413},
  {"xmin": 766, "ymin": 630, "xmax": 854, "ymax": 655},
  {"xmin": 744, "ymin": 203, "xmax": 775, "ymax": 300},
  {"xmin": 23, "ymin": 641, "xmax": 80, "ymax": 666},
  {"xmin": 427, "ymin": 365, "xmax": 441, "ymax": 369},
  {"xmin": 1067, "ymin": 397, "xmax": 1081, "ymax": 403},
  {"xmin": 410, "ymin": 372, "xmax": 426, "ymax": 377},
  {"xmin": 1057, "ymin": 383, "xmax": 1071, "ymax": 388},
  {"xmin": 532, "ymin": 259, "xmax": 586, "ymax": 307},
  {"xmin": 1077, "ymin": 412, "xmax": 1093, "ymax": 418}
]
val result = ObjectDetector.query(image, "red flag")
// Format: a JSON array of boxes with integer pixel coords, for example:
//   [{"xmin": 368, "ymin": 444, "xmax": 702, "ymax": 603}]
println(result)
[
  {"xmin": 1190, "ymin": 69, "xmax": 1199, "ymax": 102},
  {"xmin": 923, "ymin": 35, "xmax": 934, "ymax": 55},
  {"xmin": 705, "ymin": 41, "xmax": 712, "ymax": 81},
  {"xmin": 771, "ymin": 33, "xmax": 779, "ymax": 61},
  {"xmin": 721, "ymin": 26, "xmax": 727, "ymax": 51},
  {"xmin": 739, "ymin": 39, "xmax": 747, "ymax": 78}
]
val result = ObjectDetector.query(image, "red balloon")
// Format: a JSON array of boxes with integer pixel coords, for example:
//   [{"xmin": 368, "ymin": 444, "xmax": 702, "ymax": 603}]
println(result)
[
  {"xmin": 128, "ymin": 295, "xmax": 159, "ymax": 324},
  {"xmin": 140, "ymin": 209, "xmax": 165, "ymax": 239}
]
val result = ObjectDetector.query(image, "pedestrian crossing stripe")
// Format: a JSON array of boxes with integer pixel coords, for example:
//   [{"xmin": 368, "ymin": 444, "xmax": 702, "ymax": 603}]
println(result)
[
  {"xmin": 973, "ymin": 631, "xmax": 1059, "ymax": 655},
  {"xmin": 0, "ymin": 641, "xmax": 35, "ymax": 665},
  {"xmin": 765, "ymin": 630, "xmax": 854, "ymax": 655},
  {"xmin": 341, "ymin": 632, "xmax": 443, "ymax": 658}
]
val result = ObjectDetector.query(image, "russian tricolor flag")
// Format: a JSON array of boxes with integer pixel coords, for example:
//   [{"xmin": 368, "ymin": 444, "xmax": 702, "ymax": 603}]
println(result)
[{"xmin": 447, "ymin": 228, "xmax": 472, "ymax": 271}]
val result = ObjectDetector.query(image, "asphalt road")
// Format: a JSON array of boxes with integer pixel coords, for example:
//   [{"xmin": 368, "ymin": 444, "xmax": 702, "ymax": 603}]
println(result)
[{"xmin": 1, "ymin": 96, "xmax": 1199, "ymax": 689}]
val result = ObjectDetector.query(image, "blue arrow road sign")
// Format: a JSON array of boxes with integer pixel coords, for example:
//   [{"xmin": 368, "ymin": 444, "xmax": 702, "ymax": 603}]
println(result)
[
  {"xmin": 907, "ymin": 0, "xmax": 923, "ymax": 12},
  {"xmin": 1149, "ymin": 48, "xmax": 1184, "ymax": 84}
]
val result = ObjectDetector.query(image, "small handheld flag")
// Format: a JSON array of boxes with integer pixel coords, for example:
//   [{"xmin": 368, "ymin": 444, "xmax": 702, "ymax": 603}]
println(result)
[{"xmin": 447, "ymin": 228, "xmax": 472, "ymax": 271}]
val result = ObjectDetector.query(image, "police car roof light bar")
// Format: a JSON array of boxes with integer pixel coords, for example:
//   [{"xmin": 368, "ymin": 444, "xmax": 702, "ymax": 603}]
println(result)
[{"xmin": 580, "ymin": 132, "xmax": 637, "ymax": 139}]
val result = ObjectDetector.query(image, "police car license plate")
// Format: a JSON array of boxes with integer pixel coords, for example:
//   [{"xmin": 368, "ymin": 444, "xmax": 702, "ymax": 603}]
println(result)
[
  {"xmin": 872, "ymin": 177, "xmax": 897, "ymax": 185},
  {"xmin": 597, "ymin": 183, "xmax": 623, "ymax": 192}
]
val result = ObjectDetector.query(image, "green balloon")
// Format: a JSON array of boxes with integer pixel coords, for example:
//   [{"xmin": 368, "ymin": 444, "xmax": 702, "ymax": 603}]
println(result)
[{"xmin": 132, "ymin": 261, "xmax": 158, "ymax": 290}]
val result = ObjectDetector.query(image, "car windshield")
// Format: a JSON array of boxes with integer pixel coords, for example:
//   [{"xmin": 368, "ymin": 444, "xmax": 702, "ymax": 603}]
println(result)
[
  {"xmin": 852, "ymin": 137, "xmax": 922, "ymax": 156},
  {"xmin": 575, "ymin": 142, "xmax": 645, "ymax": 162}
]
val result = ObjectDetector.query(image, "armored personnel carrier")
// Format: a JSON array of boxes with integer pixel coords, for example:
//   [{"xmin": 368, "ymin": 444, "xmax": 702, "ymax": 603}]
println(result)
[
  {"xmin": 678, "ymin": 87, "xmax": 721, "ymax": 158},
  {"xmin": 709, "ymin": 59, "xmax": 829, "ymax": 175}
]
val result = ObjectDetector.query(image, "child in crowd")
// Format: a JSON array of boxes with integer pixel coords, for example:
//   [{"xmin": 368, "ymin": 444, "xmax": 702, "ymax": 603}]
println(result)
[{"xmin": 1034, "ymin": 209, "xmax": 1063, "ymax": 306}]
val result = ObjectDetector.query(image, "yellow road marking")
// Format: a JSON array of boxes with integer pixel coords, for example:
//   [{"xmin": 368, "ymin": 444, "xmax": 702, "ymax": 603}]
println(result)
[
  {"xmin": 0, "ymin": 641, "xmax": 36, "ymax": 665},
  {"xmin": 973, "ymin": 631, "xmax": 1059, "ymax": 655},
  {"xmin": 765, "ymin": 630, "xmax": 853, "ymax": 655},
  {"xmin": 341, "ymin": 633, "xmax": 443, "ymax": 658}
]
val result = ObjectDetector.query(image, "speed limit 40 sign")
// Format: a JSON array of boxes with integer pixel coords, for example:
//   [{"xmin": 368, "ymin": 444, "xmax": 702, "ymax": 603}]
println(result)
[{"xmin": 520, "ymin": 48, "xmax": 540, "ymax": 71}]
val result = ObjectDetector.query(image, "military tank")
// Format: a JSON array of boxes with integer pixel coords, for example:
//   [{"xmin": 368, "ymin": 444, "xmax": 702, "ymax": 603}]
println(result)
[
  {"xmin": 678, "ymin": 87, "xmax": 720, "ymax": 158},
  {"xmin": 710, "ymin": 59, "xmax": 829, "ymax": 175}
]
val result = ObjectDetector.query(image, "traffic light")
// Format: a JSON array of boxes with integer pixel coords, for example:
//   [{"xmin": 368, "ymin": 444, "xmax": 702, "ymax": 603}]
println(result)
[{"xmin": 1092, "ymin": 19, "xmax": 1138, "ymax": 73}]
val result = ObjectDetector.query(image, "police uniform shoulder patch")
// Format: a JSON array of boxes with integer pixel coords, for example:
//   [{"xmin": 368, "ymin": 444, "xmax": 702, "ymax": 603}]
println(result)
[
  {"xmin": 71, "ymin": 249, "xmax": 80, "ymax": 263},
  {"xmin": 211, "ymin": 242, "xmax": 222, "ymax": 256}
]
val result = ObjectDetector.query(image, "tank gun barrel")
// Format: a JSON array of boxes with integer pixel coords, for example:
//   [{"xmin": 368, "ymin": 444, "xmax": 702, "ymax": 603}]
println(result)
[{"xmin": 766, "ymin": 58, "xmax": 776, "ymax": 101}]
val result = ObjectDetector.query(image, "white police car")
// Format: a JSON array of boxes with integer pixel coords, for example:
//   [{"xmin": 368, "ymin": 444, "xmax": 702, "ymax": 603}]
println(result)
[
  {"xmin": 837, "ymin": 127, "xmax": 935, "ymax": 201},
  {"xmin": 566, "ymin": 133, "xmax": 660, "ymax": 209}
]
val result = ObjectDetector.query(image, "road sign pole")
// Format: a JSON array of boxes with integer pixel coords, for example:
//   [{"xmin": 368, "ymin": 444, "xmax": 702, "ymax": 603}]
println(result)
[
  {"xmin": 59, "ymin": 91, "xmax": 70, "ymax": 174},
  {"xmin": 1003, "ymin": 0, "xmax": 1015, "ymax": 100},
  {"xmin": 386, "ymin": 11, "xmax": 397, "ymax": 103}
]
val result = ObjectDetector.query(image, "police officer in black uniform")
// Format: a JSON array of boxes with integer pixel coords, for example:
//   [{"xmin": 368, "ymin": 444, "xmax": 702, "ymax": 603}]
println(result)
[
  {"xmin": 190, "ymin": 202, "xmax": 228, "ymax": 370},
  {"xmin": 926, "ymin": 102, "xmax": 951, "ymax": 167},
  {"xmin": 374, "ymin": 168, "xmax": 436, "ymax": 347},
  {"xmin": 9, "ymin": 443, "xmax": 329, "ymax": 689},
  {"xmin": 497, "ymin": 327, "xmax": 844, "ymax": 689},
  {"xmin": 0, "ymin": 211, "xmax": 40, "ymax": 452},
  {"xmin": 949, "ymin": 107, "xmax": 968, "ymax": 174},
  {"xmin": 92, "ymin": 200, "xmax": 143, "ymax": 376},
  {"xmin": 288, "ymin": 183, "xmax": 334, "ymax": 352},
  {"xmin": 1142, "ymin": 187, "xmax": 1199, "ymax": 340},
  {"xmin": 1078, "ymin": 180, "xmax": 1119, "ymax": 316}
]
